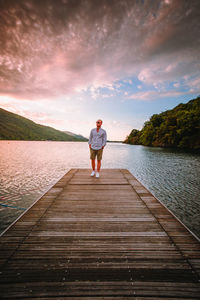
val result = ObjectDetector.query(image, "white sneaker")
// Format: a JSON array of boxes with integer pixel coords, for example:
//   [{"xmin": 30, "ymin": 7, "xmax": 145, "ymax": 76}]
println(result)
[
  {"xmin": 90, "ymin": 171, "xmax": 95, "ymax": 177},
  {"xmin": 96, "ymin": 172, "xmax": 100, "ymax": 178}
]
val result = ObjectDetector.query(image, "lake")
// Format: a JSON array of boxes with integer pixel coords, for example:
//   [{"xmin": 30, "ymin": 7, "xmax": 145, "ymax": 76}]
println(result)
[{"xmin": 0, "ymin": 140, "xmax": 200, "ymax": 238}]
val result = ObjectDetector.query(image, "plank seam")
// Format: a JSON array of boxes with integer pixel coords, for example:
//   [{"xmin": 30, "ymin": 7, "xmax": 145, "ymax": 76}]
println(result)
[
  {"xmin": 0, "ymin": 169, "xmax": 78, "ymax": 270},
  {"xmin": 120, "ymin": 169, "xmax": 200, "ymax": 282}
]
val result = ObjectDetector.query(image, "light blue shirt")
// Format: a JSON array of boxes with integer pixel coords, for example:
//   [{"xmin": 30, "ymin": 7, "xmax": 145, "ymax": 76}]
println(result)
[{"xmin": 88, "ymin": 128, "xmax": 107, "ymax": 150}]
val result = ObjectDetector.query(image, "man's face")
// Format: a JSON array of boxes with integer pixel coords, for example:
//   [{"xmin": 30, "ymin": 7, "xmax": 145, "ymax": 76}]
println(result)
[{"xmin": 96, "ymin": 120, "xmax": 102, "ymax": 128}]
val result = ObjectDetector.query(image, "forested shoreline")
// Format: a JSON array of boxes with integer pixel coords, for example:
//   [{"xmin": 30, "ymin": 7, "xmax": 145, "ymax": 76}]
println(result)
[{"xmin": 124, "ymin": 97, "xmax": 200, "ymax": 150}]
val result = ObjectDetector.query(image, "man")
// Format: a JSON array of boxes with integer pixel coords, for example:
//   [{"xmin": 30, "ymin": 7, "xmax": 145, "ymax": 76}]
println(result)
[{"xmin": 88, "ymin": 119, "xmax": 107, "ymax": 178}]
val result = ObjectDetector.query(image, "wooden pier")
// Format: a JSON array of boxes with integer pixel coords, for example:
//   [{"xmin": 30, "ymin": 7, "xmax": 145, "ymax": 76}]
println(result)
[{"xmin": 0, "ymin": 168, "xmax": 200, "ymax": 299}]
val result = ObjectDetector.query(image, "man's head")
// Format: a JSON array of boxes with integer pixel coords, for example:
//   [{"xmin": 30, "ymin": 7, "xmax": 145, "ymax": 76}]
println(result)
[{"xmin": 96, "ymin": 119, "xmax": 103, "ymax": 128}]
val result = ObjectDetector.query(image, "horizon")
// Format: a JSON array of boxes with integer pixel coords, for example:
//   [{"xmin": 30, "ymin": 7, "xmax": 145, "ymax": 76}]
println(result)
[
  {"xmin": 1, "ymin": 96, "xmax": 198, "ymax": 142},
  {"xmin": 0, "ymin": 0, "xmax": 200, "ymax": 140}
]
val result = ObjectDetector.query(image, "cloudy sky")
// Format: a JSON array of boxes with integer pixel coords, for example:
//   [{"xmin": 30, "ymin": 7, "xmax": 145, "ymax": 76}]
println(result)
[{"xmin": 0, "ymin": 0, "xmax": 200, "ymax": 140}]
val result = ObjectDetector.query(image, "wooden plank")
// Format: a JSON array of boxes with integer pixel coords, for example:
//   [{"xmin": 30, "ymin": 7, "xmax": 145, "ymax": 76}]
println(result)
[{"xmin": 0, "ymin": 168, "xmax": 200, "ymax": 299}]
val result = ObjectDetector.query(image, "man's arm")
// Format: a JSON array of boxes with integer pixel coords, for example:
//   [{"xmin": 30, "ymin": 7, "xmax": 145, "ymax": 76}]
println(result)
[
  {"xmin": 88, "ymin": 130, "xmax": 93, "ymax": 148},
  {"xmin": 102, "ymin": 130, "xmax": 107, "ymax": 148}
]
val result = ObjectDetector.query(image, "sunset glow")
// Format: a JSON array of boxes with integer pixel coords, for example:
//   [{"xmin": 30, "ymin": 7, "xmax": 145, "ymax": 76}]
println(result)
[{"xmin": 0, "ymin": 0, "xmax": 200, "ymax": 140}]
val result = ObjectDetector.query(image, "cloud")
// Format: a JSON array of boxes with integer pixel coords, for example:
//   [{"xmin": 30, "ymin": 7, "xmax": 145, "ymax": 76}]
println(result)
[
  {"xmin": 128, "ymin": 88, "xmax": 199, "ymax": 101},
  {"xmin": 185, "ymin": 76, "xmax": 200, "ymax": 93},
  {"xmin": 0, "ymin": 0, "xmax": 200, "ymax": 100},
  {"xmin": 0, "ymin": 94, "xmax": 82, "ymax": 128}
]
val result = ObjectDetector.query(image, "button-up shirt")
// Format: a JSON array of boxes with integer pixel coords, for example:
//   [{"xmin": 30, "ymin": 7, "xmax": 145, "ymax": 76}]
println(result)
[{"xmin": 88, "ymin": 128, "xmax": 107, "ymax": 150}]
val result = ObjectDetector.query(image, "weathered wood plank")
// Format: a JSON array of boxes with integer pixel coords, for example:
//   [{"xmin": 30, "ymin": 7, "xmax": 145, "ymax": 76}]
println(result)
[{"xmin": 0, "ymin": 168, "xmax": 200, "ymax": 299}]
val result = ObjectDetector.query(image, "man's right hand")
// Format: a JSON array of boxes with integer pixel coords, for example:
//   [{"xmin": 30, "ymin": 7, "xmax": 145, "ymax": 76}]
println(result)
[{"xmin": 89, "ymin": 144, "xmax": 91, "ymax": 148}]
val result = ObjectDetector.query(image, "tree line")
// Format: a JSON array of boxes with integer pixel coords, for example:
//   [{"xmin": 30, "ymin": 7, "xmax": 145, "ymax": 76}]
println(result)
[{"xmin": 124, "ymin": 97, "xmax": 200, "ymax": 150}]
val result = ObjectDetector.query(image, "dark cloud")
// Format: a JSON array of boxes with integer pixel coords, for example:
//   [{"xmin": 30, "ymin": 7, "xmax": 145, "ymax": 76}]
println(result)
[{"xmin": 0, "ymin": 0, "xmax": 200, "ymax": 99}]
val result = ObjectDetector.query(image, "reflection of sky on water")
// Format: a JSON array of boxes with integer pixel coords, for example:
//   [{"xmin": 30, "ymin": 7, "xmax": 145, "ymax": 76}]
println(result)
[{"xmin": 0, "ymin": 141, "xmax": 200, "ymax": 238}]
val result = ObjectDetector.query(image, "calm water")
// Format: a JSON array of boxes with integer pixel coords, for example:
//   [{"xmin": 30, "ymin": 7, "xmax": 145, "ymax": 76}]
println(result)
[{"xmin": 0, "ymin": 141, "xmax": 200, "ymax": 238}]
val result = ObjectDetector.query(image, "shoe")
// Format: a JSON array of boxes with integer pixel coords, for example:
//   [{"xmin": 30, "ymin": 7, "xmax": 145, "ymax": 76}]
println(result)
[
  {"xmin": 90, "ymin": 171, "xmax": 95, "ymax": 177},
  {"xmin": 96, "ymin": 172, "xmax": 100, "ymax": 178}
]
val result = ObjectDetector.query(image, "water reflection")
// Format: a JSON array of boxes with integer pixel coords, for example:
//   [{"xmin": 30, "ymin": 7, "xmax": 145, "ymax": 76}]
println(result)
[{"xmin": 0, "ymin": 141, "xmax": 200, "ymax": 237}]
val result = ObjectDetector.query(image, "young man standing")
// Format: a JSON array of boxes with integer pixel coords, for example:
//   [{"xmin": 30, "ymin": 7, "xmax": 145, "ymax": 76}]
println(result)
[{"xmin": 88, "ymin": 119, "xmax": 107, "ymax": 178}]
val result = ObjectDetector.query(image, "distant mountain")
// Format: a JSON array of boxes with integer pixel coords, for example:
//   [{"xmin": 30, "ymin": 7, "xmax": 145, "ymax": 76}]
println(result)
[
  {"xmin": 0, "ymin": 108, "xmax": 87, "ymax": 141},
  {"xmin": 63, "ymin": 131, "xmax": 88, "ymax": 141},
  {"xmin": 124, "ymin": 97, "xmax": 200, "ymax": 150}
]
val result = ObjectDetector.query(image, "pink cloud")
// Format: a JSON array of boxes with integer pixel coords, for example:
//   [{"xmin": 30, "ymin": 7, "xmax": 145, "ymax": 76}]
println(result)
[
  {"xmin": 128, "ymin": 89, "xmax": 198, "ymax": 101},
  {"xmin": 0, "ymin": 0, "xmax": 199, "ymax": 100}
]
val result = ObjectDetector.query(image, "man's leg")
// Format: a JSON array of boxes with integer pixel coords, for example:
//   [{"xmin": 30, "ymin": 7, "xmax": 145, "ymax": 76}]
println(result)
[
  {"xmin": 91, "ymin": 159, "xmax": 95, "ymax": 171},
  {"xmin": 96, "ymin": 149, "xmax": 103, "ymax": 175},
  {"xmin": 97, "ymin": 160, "xmax": 101, "ymax": 172},
  {"xmin": 90, "ymin": 148, "xmax": 96, "ymax": 172}
]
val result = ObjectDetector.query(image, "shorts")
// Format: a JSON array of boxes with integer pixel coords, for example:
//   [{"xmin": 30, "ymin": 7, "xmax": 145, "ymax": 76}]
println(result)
[{"xmin": 90, "ymin": 148, "xmax": 103, "ymax": 160}]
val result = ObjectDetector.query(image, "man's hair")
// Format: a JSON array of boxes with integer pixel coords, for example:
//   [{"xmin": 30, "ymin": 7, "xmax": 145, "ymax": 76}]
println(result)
[{"xmin": 97, "ymin": 119, "xmax": 103, "ymax": 123}]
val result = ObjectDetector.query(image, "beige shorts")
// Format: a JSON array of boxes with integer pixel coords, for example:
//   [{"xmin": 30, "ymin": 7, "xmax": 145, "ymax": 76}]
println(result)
[{"xmin": 90, "ymin": 148, "xmax": 103, "ymax": 160}]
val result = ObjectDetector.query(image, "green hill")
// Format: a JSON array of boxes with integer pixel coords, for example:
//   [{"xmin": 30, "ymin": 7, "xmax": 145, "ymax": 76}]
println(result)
[
  {"xmin": 124, "ymin": 97, "xmax": 200, "ymax": 150},
  {"xmin": 63, "ymin": 131, "xmax": 88, "ymax": 141},
  {"xmin": 0, "ymin": 108, "xmax": 87, "ymax": 141}
]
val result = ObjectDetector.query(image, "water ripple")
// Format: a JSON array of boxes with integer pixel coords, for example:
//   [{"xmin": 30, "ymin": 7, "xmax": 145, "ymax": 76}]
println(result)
[{"xmin": 0, "ymin": 141, "xmax": 200, "ymax": 238}]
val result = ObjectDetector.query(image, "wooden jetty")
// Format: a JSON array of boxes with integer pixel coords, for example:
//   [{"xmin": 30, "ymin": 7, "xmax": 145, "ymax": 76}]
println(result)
[{"xmin": 0, "ymin": 168, "xmax": 200, "ymax": 299}]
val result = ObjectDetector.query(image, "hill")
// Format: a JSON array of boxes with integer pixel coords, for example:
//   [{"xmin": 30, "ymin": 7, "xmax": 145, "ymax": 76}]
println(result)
[
  {"xmin": 124, "ymin": 97, "xmax": 200, "ymax": 150},
  {"xmin": 0, "ymin": 108, "xmax": 87, "ymax": 141},
  {"xmin": 63, "ymin": 130, "xmax": 88, "ymax": 141}
]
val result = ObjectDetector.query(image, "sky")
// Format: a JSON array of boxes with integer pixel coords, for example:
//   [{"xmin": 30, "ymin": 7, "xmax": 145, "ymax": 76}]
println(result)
[{"xmin": 0, "ymin": 0, "xmax": 200, "ymax": 141}]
